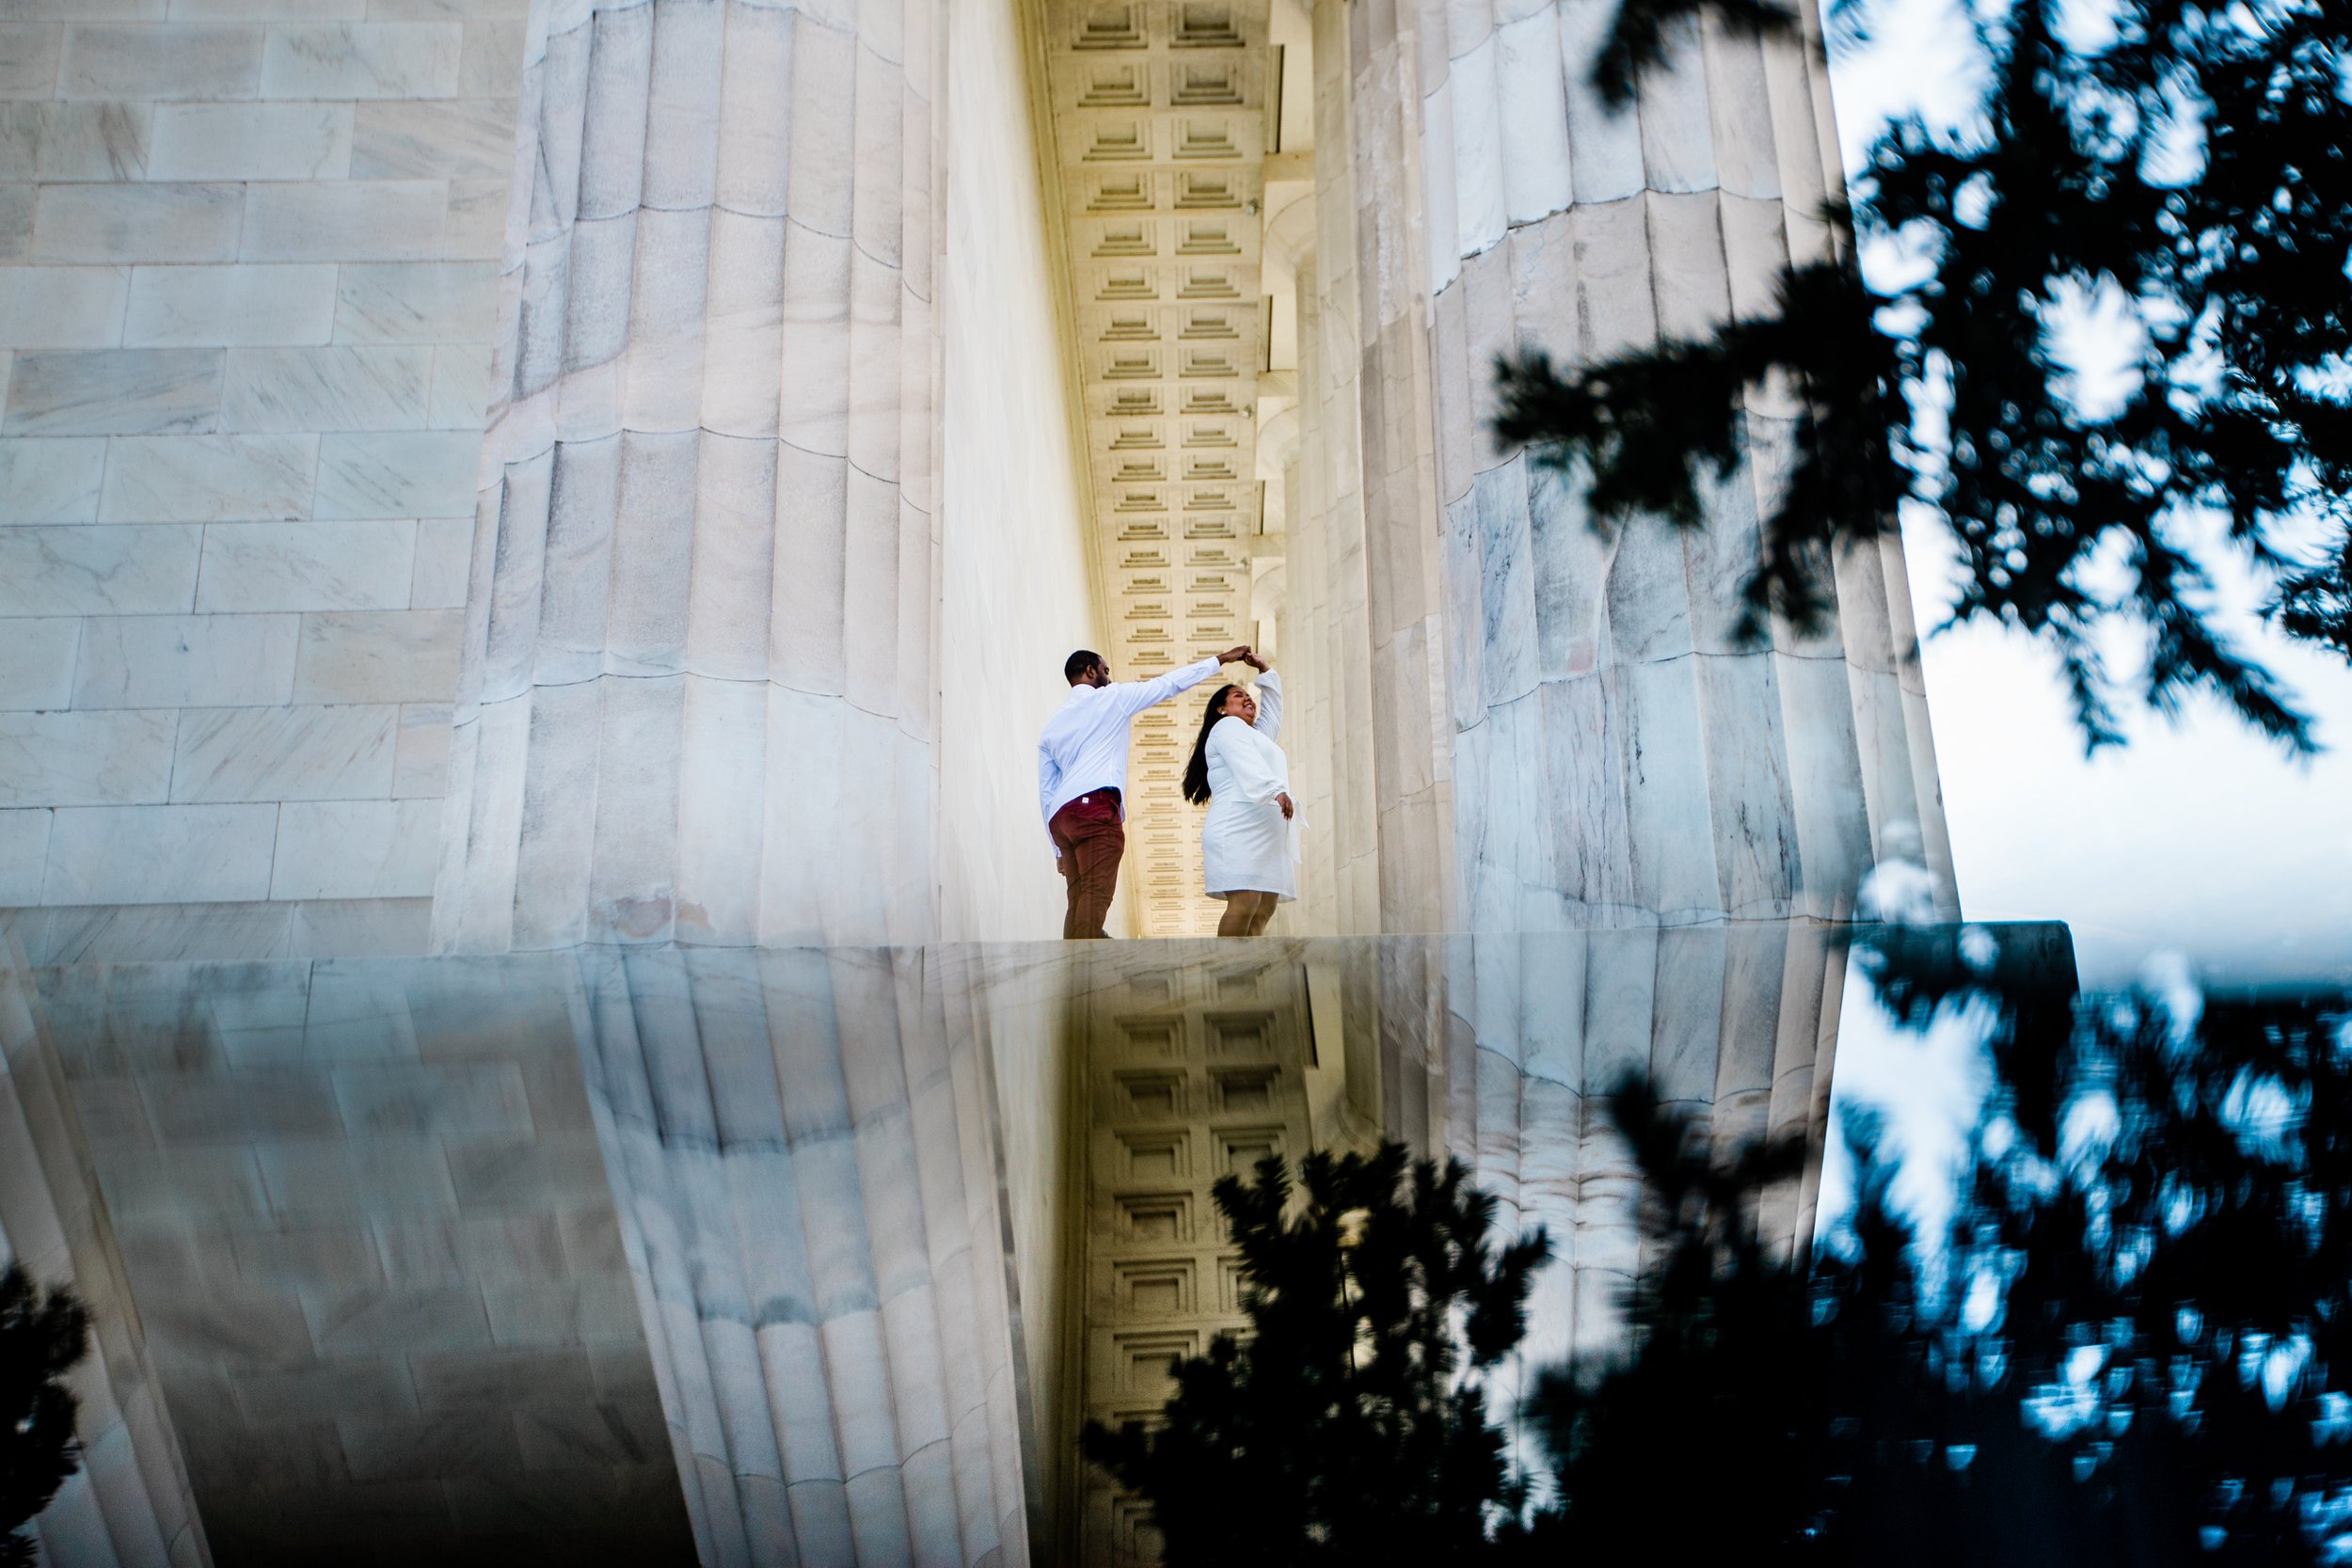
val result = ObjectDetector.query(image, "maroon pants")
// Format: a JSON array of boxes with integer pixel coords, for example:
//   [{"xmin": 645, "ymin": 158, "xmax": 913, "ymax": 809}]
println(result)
[{"xmin": 1051, "ymin": 791, "xmax": 1125, "ymax": 939}]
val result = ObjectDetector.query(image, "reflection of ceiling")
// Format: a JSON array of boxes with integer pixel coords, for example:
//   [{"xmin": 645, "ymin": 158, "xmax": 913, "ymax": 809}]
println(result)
[{"xmin": 1045, "ymin": 0, "xmax": 1273, "ymax": 935}]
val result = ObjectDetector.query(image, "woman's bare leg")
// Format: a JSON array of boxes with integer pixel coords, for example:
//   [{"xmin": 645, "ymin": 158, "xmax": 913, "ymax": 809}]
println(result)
[
  {"xmin": 1218, "ymin": 892, "xmax": 1274, "ymax": 936},
  {"xmin": 1246, "ymin": 895, "xmax": 1278, "ymax": 936},
  {"xmin": 1216, "ymin": 895, "xmax": 1254, "ymax": 937}
]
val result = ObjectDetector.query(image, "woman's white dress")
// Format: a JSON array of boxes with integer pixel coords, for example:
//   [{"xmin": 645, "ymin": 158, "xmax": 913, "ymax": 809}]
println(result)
[{"xmin": 1202, "ymin": 671, "xmax": 1300, "ymax": 901}]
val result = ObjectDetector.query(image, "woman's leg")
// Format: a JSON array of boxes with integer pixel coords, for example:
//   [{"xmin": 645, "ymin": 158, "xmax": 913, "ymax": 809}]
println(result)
[
  {"xmin": 1217, "ymin": 892, "xmax": 1274, "ymax": 936},
  {"xmin": 1246, "ymin": 895, "xmax": 1278, "ymax": 936}
]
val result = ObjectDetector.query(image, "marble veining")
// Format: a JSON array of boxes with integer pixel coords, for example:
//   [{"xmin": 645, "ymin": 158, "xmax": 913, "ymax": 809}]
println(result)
[{"xmin": 436, "ymin": 0, "xmax": 946, "ymax": 955}]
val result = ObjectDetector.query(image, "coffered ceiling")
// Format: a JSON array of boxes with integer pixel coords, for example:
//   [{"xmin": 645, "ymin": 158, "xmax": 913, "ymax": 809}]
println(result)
[{"xmin": 1043, "ymin": 0, "xmax": 1279, "ymax": 935}]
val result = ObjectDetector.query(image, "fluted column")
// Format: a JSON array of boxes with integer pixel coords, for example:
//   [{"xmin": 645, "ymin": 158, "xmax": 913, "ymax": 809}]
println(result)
[
  {"xmin": 1339, "ymin": 0, "xmax": 1958, "ymax": 932},
  {"xmin": 1300, "ymin": 0, "xmax": 1389, "ymax": 935},
  {"xmin": 1327, "ymin": 0, "xmax": 1461, "ymax": 934},
  {"xmin": 435, "ymin": 0, "xmax": 946, "ymax": 953},
  {"xmin": 1286, "ymin": 254, "xmax": 1341, "ymax": 933},
  {"xmin": 571, "ymin": 945, "xmax": 1029, "ymax": 1568}
]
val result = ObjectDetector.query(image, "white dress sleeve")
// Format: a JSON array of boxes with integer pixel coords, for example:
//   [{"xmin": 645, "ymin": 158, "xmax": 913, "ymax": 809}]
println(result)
[
  {"xmin": 1251, "ymin": 669, "xmax": 1282, "ymax": 743},
  {"xmin": 1211, "ymin": 716, "xmax": 1288, "ymax": 804}
]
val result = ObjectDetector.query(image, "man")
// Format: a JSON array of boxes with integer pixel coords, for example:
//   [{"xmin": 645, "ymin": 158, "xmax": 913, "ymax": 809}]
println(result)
[{"xmin": 1041, "ymin": 644, "xmax": 1250, "ymax": 938}]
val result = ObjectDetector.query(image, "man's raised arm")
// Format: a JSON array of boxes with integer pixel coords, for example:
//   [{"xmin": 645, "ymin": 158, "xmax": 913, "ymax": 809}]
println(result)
[{"xmin": 1108, "ymin": 645, "xmax": 1249, "ymax": 720}]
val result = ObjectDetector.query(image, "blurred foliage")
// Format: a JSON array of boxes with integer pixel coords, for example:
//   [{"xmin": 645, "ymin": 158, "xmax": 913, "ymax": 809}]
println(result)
[
  {"xmin": 1854, "ymin": 918, "xmax": 2082, "ymax": 1135},
  {"xmin": 0, "ymin": 1264, "xmax": 88, "ymax": 1568},
  {"xmin": 1495, "ymin": 0, "xmax": 2352, "ymax": 750},
  {"xmin": 1515, "ymin": 1077, "xmax": 1836, "ymax": 1562},
  {"xmin": 1526, "ymin": 971, "xmax": 2352, "ymax": 1564},
  {"xmin": 1081, "ymin": 1144, "xmax": 1549, "ymax": 1566},
  {"xmin": 1587, "ymin": 0, "xmax": 1800, "ymax": 109}
]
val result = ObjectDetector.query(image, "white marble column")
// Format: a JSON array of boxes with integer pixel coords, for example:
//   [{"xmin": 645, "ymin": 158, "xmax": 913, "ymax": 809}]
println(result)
[
  {"xmin": 1284, "ymin": 258, "xmax": 1342, "ymax": 933},
  {"xmin": 1274, "ymin": 0, "xmax": 1394, "ymax": 935},
  {"xmin": 1334, "ymin": 0, "xmax": 1959, "ymax": 932},
  {"xmin": 434, "ymin": 0, "xmax": 946, "ymax": 953},
  {"xmin": 1320, "ymin": 0, "xmax": 1463, "ymax": 934}
]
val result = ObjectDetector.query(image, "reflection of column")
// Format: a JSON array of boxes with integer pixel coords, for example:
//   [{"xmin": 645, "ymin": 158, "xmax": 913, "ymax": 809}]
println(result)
[
  {"xmin": 0, "ymin": 956, "xmax": 209, "ymax": 1568},
  {"xmin": 1060, "ymin": 941, "xmax": 1323, "ymax": 1562},
  {"xmin": 1343, "ymin": 0, "xmax": 1958, "ymax": 932},
  {"xmin": 1350, "ymin": 926, "xmax": 1843, "ymax": 1391},
  {"xmin": 572, "ymin": 946, "xmax": 1028, "ymax": 1568},
  {"xmin": 1447, "ymin": 926, "xmax": 1843, "ymax": 1361},
  {"xmin": 435, "ymin": 0, "xmax": 945, "ymax": 953}
]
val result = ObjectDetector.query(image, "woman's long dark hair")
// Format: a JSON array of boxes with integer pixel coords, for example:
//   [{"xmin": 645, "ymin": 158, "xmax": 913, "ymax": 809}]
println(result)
[{"xmin": 1182, "ymin": 685, "xmax": 1240, "ymax": 805}]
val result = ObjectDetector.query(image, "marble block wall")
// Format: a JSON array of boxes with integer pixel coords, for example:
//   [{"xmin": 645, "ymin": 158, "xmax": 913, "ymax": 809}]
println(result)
[
  {"xmin": 0, "ymin": 4, "xmax": 530, "ymax": 961},
  {"xmin": 433, "ymin": 0, "xmax": 950, "ymax": 953},
  {"xmin": 1331, "ymin": 0, "xmax": 1958, "ymax": 932}
]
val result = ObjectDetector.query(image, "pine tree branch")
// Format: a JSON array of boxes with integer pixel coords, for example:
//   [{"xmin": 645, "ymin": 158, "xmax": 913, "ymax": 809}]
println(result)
[
  {"xmin": 1495, "ymin": 0, "xmax": 2352, "ymax": 750},
  {"xmin": 1590, "ymin": 0, "xmax": 1801, "ymax": 111}
]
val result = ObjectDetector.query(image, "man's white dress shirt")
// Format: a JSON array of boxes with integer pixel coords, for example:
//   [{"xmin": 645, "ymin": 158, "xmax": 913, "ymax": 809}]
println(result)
[{"xmin": 1038, "ymin": 656, "xmax": 1222, "ymax": 855}]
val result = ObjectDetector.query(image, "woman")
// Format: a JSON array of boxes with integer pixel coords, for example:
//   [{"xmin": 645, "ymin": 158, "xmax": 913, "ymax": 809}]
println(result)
[{"xmin": 1181, "ymin": 652, "xmax": 1298, "ymax": 936}]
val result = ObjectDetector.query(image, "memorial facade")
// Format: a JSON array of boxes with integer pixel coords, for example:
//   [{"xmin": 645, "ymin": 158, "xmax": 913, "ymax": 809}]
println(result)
[{"xmin": 0, "ymin": 0, "xmax": 1962, "ymax": 1560}]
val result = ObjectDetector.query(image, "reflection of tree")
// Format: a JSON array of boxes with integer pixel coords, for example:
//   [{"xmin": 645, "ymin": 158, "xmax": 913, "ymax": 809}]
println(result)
[
  {"xmin": 1111, "ymin": 963, "xmax": 2352, "ymax": 1563},
  {"xmin": 1853, "ymin": 920, "xmax": 2080, "ymax": 1134},
  {"xmin": 1526, "ymin": 1072, "xmax": 2137, "ymax": 1564},
  {"xmin": 1516, "ymin": 1077, "xmax": 1838, "ymax": 1562},
  {"xmin": 0, "ymin": 1265, "xmax": 88, "ymax": 1568},
  {"xmin": 1952, "ymin": 985, "xmax": 2352, "ymax": 1566},
  {"xmin": 1531, "ymin": 976, "xmax": 2352, "ymax": 1565},
  {"xmin": 1080, "ymin": 1145, "xmax": 1549, "ymax": 1568}
]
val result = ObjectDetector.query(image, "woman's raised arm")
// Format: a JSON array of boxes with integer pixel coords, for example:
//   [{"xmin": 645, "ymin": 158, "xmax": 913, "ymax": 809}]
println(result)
[{"xmin": 1251, "ymin": 669, "xmax": 1282, "ymax": 743}]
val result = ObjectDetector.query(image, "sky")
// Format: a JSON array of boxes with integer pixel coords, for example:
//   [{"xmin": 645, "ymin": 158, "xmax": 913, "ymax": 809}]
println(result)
[{"xmin": 1822, "ymin": 3, "xmax": 2352, "ymax": 990}]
